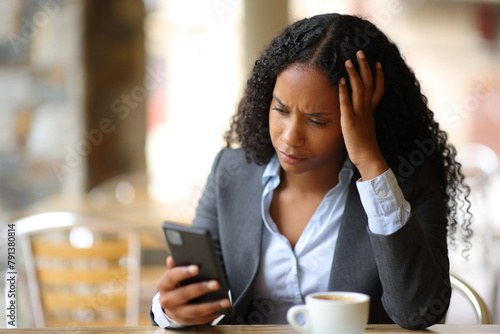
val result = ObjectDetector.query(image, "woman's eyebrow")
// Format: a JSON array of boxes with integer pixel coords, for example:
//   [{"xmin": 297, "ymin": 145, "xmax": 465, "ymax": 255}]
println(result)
[
  {"xmin": 272, "ymin": 94, "xmax": 287, "ymax": 107},
  {"xmin": 272, "ymin": 93, "xmax": 333, "ymax": 116},
  {"xmin": 305, "ymin": 111, "xmax": 334, "ymax": 116}
]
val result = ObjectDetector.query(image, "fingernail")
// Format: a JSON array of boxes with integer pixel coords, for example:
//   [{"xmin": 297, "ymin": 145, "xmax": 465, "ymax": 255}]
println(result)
[
  {"xmin": 340, "ymin": 78, "xmax": 346, "ymax": 86},
  {"xmin": 357, "ymin": 50, "xmax": 365, "ymax": 59},
  {"xmin": 346, "ymin": 60, "xmax": 353, "ymax": 68},
  {"xmin": 207, "ymin": 280, "xmax": 219, "ymax": 290},
  {"xmin": 376, "ymin": 62, "xmax": 382, "ymax": 69},
  {"xmin": 220, "ymin": 299, "xmax": 231, "ymax": 308},
  {"xmin": 187, "ymin": 265, "xmax": 198, "ymax": 274}
]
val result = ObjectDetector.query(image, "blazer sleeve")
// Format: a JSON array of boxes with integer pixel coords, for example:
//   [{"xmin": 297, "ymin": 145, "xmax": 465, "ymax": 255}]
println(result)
[
  {"xmin": 368, "ymin": 161, "xmax": 451, "ymax": 330},
  {"xmin": 150, "ymin": 149, "xmax": 232, "ymax": 327},
  {"xmin": 191, "ymin": 149, "xmax": 225, "ymax": 269}
]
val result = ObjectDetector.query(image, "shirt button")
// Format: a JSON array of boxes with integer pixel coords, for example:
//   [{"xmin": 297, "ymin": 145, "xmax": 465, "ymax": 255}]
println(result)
[{"xmin": 379, "ymin": 190, "xmax": 387, "ymax": 197}]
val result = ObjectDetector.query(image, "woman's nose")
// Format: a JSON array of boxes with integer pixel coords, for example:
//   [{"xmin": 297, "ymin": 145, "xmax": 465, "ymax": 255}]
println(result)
[{"xmin": 280, "ymin": 120, "xmax": 305, "ymax": 146}]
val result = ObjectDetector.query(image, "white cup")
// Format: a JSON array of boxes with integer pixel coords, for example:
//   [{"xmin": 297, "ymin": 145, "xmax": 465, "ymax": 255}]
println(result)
[{"xmin": 287, "ymin": 291, "xmax": 370, "ymax": 334}]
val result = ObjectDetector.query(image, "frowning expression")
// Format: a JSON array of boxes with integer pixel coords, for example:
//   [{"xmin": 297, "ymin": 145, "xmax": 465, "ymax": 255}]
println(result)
[{"xmin": 269, "ymin": 63, "xmax": 346, "ymax": 175}]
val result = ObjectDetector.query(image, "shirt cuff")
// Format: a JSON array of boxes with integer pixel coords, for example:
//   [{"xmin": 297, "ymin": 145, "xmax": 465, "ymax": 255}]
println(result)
[
  {"xmin": 151, "ymin": 292, "xmax": 188, "ymax": 329},
  {"xmin": 356, "ymin": 168, "xmax": 411, "ymax": 235}
]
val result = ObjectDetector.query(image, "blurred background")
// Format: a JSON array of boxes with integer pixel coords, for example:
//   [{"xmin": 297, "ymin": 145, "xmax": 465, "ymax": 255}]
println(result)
[{"xmin": 0, "ymin": 0, "xmax": 499, "ymax": 328}]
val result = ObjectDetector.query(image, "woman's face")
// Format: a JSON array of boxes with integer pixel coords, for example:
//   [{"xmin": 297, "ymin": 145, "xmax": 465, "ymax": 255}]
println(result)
[{"xmin": 269, "ymin": 63, "xmax": 346, "ymax": 176}]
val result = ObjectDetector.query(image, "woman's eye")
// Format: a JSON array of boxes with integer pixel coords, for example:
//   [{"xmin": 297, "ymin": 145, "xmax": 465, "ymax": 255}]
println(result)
[
  {"xmin": 310, "ymin": 119, "xmax": 326, "ymax": 127},
  {"xmin": 272, "ymin": 107, "xmax": 288, "ymax": 114}
]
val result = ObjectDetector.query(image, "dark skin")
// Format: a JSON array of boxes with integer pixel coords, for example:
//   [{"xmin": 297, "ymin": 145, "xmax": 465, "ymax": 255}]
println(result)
[
  {"xmin": 268, "ymin": 62, "xmax": 346, "ymax": 248},
  {"xmin": 156, "ymin": 50, "xmax": 385, "ymax": 325}
]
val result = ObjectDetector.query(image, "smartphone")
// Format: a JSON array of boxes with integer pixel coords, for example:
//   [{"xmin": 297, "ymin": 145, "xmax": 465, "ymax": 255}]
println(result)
[{"xmin": 162, "ymin": 221, "xmax": 234, "ymax": 316}]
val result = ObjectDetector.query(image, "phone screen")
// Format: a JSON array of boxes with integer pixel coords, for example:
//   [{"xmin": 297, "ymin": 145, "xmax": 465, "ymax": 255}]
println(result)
[{"xmin": 162, "ymin": 222, "xmax": 233, "ymax": 316}]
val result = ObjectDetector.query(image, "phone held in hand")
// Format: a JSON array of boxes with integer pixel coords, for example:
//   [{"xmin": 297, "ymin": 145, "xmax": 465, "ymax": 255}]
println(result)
[{"xmin": 162, "ymin": 221, "xmax": 234, "ymax": 316}]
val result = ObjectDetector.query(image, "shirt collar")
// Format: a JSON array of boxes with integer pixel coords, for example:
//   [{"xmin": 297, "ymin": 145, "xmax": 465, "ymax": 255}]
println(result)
[
  {"xmin": 262, "ymin": 154, "xmax": 282, "ymax": 185},
  {"xmin": 261, "ymin": 154, "xmax": 355, "ymax": 186}
]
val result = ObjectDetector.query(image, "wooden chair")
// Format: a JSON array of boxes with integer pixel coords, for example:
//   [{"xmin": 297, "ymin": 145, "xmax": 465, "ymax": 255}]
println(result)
[
  {"xmin": 449, "ymin": 274, "xmax": 493, "ymax": 324},
  {"xmin": 16, "ymin": 212, "xmax": 142, "ymax": 327}
]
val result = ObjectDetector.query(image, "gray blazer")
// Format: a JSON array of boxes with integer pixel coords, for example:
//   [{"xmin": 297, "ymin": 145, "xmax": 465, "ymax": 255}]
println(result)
[{"xmin": 153, "ymin": 148, "xmax": 451, "ymax": 330}]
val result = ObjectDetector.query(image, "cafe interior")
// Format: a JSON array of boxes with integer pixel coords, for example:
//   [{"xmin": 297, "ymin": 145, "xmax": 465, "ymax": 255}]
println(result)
[{"xmin": 0, "ymin": 0, "xmax": 500, "ymax": 329}]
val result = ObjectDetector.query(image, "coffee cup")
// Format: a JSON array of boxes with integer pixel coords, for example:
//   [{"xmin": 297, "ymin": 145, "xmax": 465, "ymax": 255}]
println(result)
[{"xmin": 287, "ymin": 291, "xmax": 370, "ymax": 334}]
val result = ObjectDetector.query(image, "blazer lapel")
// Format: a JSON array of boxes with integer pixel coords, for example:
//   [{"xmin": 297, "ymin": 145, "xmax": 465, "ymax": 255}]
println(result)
[
  {"xmin": 328, "ymin": 175, "xmax": 374, "ymax": 292},
  {"xmin": 221, "ymin": 164, "xmax": 265, "ymax": 308}
]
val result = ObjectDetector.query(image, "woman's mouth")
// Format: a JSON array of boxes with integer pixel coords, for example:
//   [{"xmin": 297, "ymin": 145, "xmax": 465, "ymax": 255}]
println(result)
[{"xmin": 279, "ymin": 151, "xmax": 306, "ymax": 164}]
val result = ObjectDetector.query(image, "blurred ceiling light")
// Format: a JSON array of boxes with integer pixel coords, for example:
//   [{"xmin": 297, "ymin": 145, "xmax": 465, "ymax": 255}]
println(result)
[
  {"xmin": 69, "ymin": 226, "xmax": 94, "ymax": 249},
  {"xmin": 115, "ymin": 181, "xmax": 136, "ymax": 205}
]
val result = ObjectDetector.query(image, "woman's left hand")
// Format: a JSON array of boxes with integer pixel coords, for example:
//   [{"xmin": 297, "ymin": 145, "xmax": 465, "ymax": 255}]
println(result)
[{"xmin": 339, "ymin": 50, "xmax": 387, "ymax": 181}]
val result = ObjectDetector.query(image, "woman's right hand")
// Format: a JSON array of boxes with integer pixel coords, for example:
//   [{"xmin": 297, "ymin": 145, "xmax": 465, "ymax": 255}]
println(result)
[{"xmin": 156, "ymin": 256, "xmax": 232, "ymax": 326}]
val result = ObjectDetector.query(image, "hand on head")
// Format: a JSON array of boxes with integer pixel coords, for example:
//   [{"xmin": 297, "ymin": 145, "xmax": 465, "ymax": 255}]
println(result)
[{"xmin": 339, "ymin": 50, "xmax": 388, "ymax": 180}]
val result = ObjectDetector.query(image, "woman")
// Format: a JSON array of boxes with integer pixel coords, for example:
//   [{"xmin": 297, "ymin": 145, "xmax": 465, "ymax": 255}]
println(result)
[{"xmin": 151, "ymin": 13, "xmax": 471, "ymax": 330}]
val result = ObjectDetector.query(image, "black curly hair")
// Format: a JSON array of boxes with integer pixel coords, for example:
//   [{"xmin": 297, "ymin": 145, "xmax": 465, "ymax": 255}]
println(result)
[{"xmin": 224, "ymin": 13, "xmax": 472, "ymax": 253}]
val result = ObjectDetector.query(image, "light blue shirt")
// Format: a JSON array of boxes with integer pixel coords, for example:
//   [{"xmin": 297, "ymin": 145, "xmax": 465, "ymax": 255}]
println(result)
[
  {"xmin": 152, "ymin": 155, "xmax": 411, "ymax": 327},
  {"xmin": 250, "ymin": 155, "xmax": 411, "ymax": 323}
]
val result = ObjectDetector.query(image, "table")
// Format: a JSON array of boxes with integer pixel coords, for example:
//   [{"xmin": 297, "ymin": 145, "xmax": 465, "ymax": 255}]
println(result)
[{"xmin": 1, "ymin": 324, "xmax": 499, "ymax": 333}]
